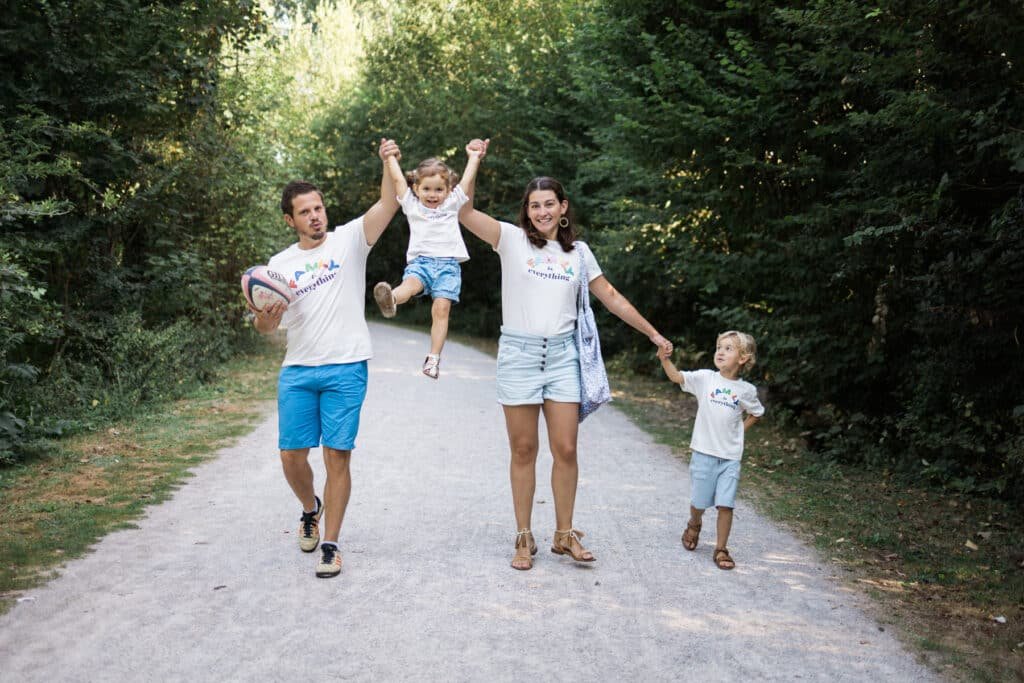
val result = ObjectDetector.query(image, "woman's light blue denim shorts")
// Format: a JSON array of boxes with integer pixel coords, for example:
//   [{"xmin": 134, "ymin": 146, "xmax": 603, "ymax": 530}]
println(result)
[
  {"xmin": 496, "ymin": 327, "xmax": 580, "ymax": 405},
  {"xmin": 689, "ymin": 450, "xmax": 742, "ymax": 509}
]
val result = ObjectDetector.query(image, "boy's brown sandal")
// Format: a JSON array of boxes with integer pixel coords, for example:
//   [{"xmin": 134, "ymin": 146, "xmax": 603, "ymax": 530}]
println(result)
[
  {"xmin": 681, "ymin": 521, "xmax": 701, "ymax": 551},
  {"xmin": 551, "ymin": 529, "xmax": 596, "ymax": 563},
  {"xmin": 713, "ymin": 547, "xmax": 735, "ymax": 570},
  {"xmin": 511, "ymin": 529, "xmax": 537, "ymax": 571}
]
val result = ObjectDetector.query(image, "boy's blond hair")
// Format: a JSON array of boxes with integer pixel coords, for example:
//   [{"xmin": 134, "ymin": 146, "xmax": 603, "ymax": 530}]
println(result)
[{"xmin": 717, "ymin": 330, "xmax": 757, "ymax": 372}]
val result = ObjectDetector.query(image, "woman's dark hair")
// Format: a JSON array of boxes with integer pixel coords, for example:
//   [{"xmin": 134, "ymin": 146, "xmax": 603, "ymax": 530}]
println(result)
[{"xmin": 517, "ymin": 176, "xmax": 576, "ymax": 252}]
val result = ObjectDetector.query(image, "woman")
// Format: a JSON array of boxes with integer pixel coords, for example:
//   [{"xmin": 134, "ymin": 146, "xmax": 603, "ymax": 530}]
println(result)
[{"xmin": 459, "ymin": 140, "xmax": 673, "ymax": 570}]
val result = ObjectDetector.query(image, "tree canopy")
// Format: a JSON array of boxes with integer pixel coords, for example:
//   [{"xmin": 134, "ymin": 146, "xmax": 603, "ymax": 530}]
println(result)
[{"xmin": 2, "ymin": 0, "xmax": 1021, "ymax": 498}]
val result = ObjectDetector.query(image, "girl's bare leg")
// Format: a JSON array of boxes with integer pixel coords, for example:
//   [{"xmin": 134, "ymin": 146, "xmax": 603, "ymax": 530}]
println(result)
[
  {"xmin": 429, "ymin": 298, "xmax": 452, "ymax": 356},
  {"xmin": 391, "ymin": 276, "xmax": 424, "ymax": 306}
]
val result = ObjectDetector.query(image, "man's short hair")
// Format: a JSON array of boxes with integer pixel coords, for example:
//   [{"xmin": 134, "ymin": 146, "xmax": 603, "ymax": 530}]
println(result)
[{"xmin": 281, "ymin": 181, "xmax": 323, "ymax": 216}]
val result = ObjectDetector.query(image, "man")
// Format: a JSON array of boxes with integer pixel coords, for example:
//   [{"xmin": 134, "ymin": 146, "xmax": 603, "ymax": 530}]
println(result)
[{"xmin": 253, "ymin": 138, "xmax": 401, "ymax": 577}]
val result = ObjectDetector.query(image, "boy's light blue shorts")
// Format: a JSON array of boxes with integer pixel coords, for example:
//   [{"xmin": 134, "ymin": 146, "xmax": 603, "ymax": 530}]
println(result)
[
  {"xmin": 496, "ymin": 327, "xmax": 580, "ymax": 405},
  {"xmin": 403, "ymin": 256, "xmax": 461, "ymax": 302},
  {"xmin": 689, "ymin": 450, "xmax": 742, "ymax": 509},
  {"xmin": 277, "ymin": 361, "xmax": 368, "ymax": 451}
]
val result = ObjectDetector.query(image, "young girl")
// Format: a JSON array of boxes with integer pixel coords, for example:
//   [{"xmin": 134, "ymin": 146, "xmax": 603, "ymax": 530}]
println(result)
[
  {"xmin": 373, "ymin": 143, "xmax": 487, "ymax": 379},
  {"xmin": 657, "ymin": 331, "xmax": 765, "ymax": 570}
]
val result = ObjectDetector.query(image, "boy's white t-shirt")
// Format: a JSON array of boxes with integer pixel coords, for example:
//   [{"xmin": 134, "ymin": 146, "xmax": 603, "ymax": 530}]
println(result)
[
  {"xmin": 682, "ymin": 369, "xmax": 765, "ymax": 460},
  {"xmin": 400, "ymin": 186, "xmax": 470, "ymax": 263},
  {"xmin": 494, "ymin": 222, "xmax": 601, "ymax": 336},
  {"xmin": 268, "ymin": 218, "xmax": 373, "ymax": 366}
]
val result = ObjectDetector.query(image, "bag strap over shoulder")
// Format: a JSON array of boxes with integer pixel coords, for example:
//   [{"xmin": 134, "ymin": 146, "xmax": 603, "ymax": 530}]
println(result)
[{"xmin": 575, "ymin": 241, "xmax": 591, "ymax": 313}]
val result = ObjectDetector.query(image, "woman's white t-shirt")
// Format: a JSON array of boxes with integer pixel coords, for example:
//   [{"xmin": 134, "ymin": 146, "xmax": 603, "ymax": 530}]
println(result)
[
  {"xmin": 494, "ymin": 222, "xmax": 601, "ymax": 336},
  {"xmin": 400, "ymin": 186, "xmax": 470, "ymax": 263},
  {"xmin": 268, "ymin": 218, "xmax": 373, "ymax": 366},
  {"xmin": 682, "ymin": 369, "xmax": 765, "ymax": 460}
]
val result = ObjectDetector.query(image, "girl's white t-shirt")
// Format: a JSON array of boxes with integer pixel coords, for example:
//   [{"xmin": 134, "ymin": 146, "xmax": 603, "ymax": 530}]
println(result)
[
  {"xmin": 400, "ymin": 186, "xmax": 470, "ymax": 263},
  {"xmin": 494, "ymin": 222, "xmax": 601, "ymax": 336},
  {"xmin": 682, "ymin": 369, "xmax": 765, "ymax": 460},
  {"xmin": 268, "ymin": 219, "xmax": 373, "ymax": 366}
]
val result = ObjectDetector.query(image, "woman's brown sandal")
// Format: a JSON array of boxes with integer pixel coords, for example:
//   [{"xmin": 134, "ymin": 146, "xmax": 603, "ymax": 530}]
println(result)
[
  {"xmin": 713, "ymin": 547, "xmax": 736, "ymax": 570},
  {"xmin": 551, "ymin": 529, "xmax": 596, "ymax": 563},
  {"xmin": 681, "ymin": 521, "xmax": 701, "ymax": 551},
  {"xmin": 511, "ymin": 529, "xmax": 537, "ymax": 571}
]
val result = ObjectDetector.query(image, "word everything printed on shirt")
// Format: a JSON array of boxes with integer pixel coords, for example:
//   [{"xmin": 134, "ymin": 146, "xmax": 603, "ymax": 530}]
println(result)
[
  {"xmin": 709, "ymin": 387, "xmax": 742, "ymax": 410},
  {"xmin": 289, "ymin": 258, "xmax": 341, "ymax": 298}
]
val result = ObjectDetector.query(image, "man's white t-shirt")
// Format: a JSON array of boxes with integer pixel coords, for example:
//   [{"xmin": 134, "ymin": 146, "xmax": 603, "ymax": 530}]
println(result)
[
  {"xmin": 400, "ymin": 186, "xmax": 470, "ymax": 263},
  {"xmin": 268, "ymin": 218, "xmax": 372, "ymax": 366},
  {"xmin": 494, "ymin": 222, "xmax": 601, "ymax": 336},
  {"xmin": 682, "ymin": 369, "xmax": 765, "ymax": 460}
]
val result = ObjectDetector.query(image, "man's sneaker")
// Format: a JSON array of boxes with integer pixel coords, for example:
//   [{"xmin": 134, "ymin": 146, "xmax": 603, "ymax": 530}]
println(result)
[
  {"xmin": 316, "ymin": 544, "xmax": 343, "ymax": 578},
  {"xmin": 298, "ymin": 496, "xmax": 323, "ymax": 553},
  {"xmin": 422, "ymin": 354, "xmax": 440, "ymax": 380},
  {"xmin": 373, "ymin": 282, "xmax": 397, "ymax": 318}
]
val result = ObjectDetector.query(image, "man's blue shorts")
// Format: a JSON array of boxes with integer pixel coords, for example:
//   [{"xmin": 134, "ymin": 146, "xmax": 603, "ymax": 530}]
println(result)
[
  {"xmin": 689, "ymin": 450, "xmax": 742, "ymax": 509},
  {"xmin": 277, "ymin": 361, "xmax": 368, "ymax": 451},
  {"xmin": 403, "ymin": 256, "xmax": 462, "ymax": 302}
]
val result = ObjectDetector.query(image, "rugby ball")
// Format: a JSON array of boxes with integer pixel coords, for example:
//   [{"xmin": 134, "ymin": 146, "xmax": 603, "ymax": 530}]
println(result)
[{"xmin": 241, "ymin": 265, "xmax": 294, "ymax": 311}]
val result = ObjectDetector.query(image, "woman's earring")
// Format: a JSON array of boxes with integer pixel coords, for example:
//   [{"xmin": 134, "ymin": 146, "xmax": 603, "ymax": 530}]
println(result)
[{"xmin": 558, "ymin": 216, "xmax": 569, "ymax": 228}]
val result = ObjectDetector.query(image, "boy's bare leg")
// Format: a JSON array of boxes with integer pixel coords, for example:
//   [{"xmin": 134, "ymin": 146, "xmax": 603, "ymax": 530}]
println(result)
[
  {"xmin": 713, "ymin": 506, "xmax": 736, "ymax": 568},
  {"xmin": 689, "ymin": 505, "xmax": 704, "ymax": 527},
  {"xmin": 682, "ymin": 505, "xmax": 704, "ymax": 550},
  {"xmin": 715, "ymin": 506, "xmax": 733, "ymax": 549},
  {"xmin": 429, "ymin": 298, "xmax": 451, "ymax": 356}
]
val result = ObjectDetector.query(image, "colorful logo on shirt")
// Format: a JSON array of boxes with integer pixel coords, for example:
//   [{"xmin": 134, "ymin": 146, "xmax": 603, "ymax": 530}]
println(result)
[
  {"xmin": 416, "ymin": 202, "xmax": 455, "ymax": 222},
  {"xmin": 709, "ymin": 387, "xmax": 741, "ymax": 410},
  {"xmin": 525, "ymin": 255, "xmax": 574, "ymax": 282},
  {"xmin": 291, "ymin": 258, "xmax": 341, "ymax": 297}
]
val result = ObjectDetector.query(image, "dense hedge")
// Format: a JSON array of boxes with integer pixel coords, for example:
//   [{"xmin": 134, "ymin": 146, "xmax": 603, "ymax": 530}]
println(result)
[
  {"xmin": 318, "ymin": 0, "xmax": 1024, "ymax": 497},
  {"xmin": 0, "ymin": 1, "xmax": 288, "ymax": 462},
  {"xmin": 3, "ymin": 1, "xmax": 1021, "ymax": 498}
]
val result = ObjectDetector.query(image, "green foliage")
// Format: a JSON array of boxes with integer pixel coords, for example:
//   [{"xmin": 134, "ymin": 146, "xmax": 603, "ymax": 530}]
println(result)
[
  {"xmin": 0, "ymin": 0, "xmax": 284, "ymax": 464},
  {"xmin": 5, "ymin": 0, "xmax": 1020, "ymax": 500},
  {"xmin": 310, "ymin": 0, "xmax": 1024, "ymax": 498},
  {"xmin": 563, "ymin": 0, "xmax": 1024, "ymax": 497}
]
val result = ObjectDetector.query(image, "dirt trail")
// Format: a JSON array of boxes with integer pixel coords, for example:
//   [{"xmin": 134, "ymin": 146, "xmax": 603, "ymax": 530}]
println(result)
[{"xmin": 0, "ymin": 323, "xmax": 936, "ymax": 681}]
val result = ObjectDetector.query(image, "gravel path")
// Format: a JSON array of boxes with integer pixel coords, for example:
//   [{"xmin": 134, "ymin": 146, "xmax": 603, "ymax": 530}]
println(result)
[{"xmin": 0, "ymin": 322, "xmax": 937, "ymax": 681}]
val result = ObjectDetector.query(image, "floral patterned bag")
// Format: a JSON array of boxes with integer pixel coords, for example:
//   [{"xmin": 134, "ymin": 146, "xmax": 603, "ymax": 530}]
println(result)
[{"xmin": 574, "ymin": 241, "xmax": 611, "ymax": 422}]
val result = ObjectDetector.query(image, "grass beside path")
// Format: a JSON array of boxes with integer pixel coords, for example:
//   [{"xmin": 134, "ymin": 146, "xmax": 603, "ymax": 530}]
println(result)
[
  {"xmin": 0, "ymin": 340, "xmax": 281, "ymax": 614},
  {"xmin": 1, "ymin": 331, "xmax": 1021, "ymax": 681},
  {"xmin": 608, "ymin": 364, "xmax": 1024, "ymax": 683}
]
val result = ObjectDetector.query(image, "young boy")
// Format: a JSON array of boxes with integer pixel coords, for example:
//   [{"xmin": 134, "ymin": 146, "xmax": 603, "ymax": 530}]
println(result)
[{"xmin": 657, "ymin": 331, "xmax": 765, "ymax": 570}]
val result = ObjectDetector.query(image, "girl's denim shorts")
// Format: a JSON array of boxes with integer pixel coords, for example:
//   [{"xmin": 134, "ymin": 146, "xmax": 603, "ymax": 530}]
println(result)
[
  {"xmin": 496, "ymin": 327, "xmax": 580, "ymax": 405},
  {"xmin": 402, "ymin": 256, "xmax": 461, "ymax": 302}
]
